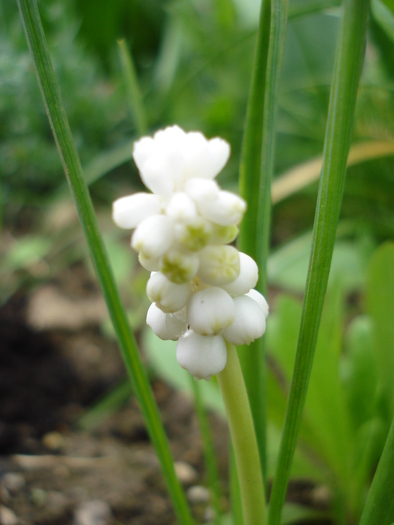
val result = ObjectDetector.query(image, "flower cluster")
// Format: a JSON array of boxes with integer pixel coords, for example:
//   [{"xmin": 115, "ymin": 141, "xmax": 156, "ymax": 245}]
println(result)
[{"xmin": 112, "ymin": 126, "xmax": 268, "ymax": 380}]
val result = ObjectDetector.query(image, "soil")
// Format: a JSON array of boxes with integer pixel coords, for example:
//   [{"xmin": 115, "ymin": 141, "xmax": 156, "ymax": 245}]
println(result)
[{"xmin": 0, "ymin": 266, "xmax": 332, "ymax": 525}]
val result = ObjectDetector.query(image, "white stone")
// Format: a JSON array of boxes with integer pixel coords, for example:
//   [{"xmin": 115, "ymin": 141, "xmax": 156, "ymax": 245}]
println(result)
[
  {"xmin": 222, "ymin": 295, "xmax": 266, "ymax": 345},
  {"xmin": 176, "ymin": 330, "xmax": 227, "ymax": 380},
  {"xmin": 112, "ymin": 193, "xmax": 162, "ymax": 229},
  {"xmin": 187, "ymin": 287, "xmax": 234, "ymax": 336},
  {"xmin": 74, "ymin": 500, "xmax": 111, "ymax": 525}
]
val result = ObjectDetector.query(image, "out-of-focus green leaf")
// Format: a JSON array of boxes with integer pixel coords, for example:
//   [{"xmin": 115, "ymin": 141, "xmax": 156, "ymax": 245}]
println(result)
[
  {"xmin": 366, "ymin": 242, "xmax": 394, "ymax": 415},
  {"xmin": 143, "ymin": 329, "xmax": 225, "ymax": 416},
  {"xmin": 268, "ymin": 230, "xmax": 375, "ymax": 293},
  {"xmin": 371, "ymin": 0, "xmax": 394, "ymax": 42},
  {"xmin": 2, "ymin": 235, "xmax": 51, "ymax": 270},
  {"xmin": 341, "ymin": 316, "xmax": 378, "ymax": 432},
  {"xmin": 280, "ymin": 503, "xmax": 329, "ymax": 524},
  {"xmin": 302, "ymin": 283, "xmax": 352, "ymax": 488}
]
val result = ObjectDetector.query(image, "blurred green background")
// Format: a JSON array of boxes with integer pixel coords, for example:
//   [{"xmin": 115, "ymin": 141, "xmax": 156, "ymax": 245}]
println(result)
[{"xmin": 2, "ymin": 1, "xmax": 394, "ymax": 522}]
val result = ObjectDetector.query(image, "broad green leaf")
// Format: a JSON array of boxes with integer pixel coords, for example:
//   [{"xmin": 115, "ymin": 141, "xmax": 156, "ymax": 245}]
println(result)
[{"xmin": 366, "ymin": 242, "xmax": 394, "ymax": 415}]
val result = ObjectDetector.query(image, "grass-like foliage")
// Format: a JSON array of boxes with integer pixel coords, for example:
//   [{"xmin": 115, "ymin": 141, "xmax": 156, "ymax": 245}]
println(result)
[{"xmin": 11, "ymin": 0, "xmax": 394, "ymax": 523}]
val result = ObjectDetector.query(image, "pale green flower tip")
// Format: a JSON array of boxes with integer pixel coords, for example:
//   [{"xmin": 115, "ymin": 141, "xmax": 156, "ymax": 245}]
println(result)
[
  {"xmin": 176, "ymin": 330, "xmax": 227, "ymax": 380},
  {"xmin": 187, "ymin": 287, "xmax": 234, "ymax": 336},
  {"xmin": 138, "ymin": 252, "xmax": 161, "ymax": 271},
  {"xmin": 146, "ymin": 271, "xmax": 191, "ymax": 313},
  {"xmin": 198, "ymin": 245, "xmax": 240, "ymax": 286},
  {"xmin": 210, "ymin": 224, "xmax": 238, "ymax": 245},
  {"xmin": 131, "ymin": 215, "xmax": 174, "ymax": 259},
  {"xmin": 160, "ymin": 250, "xmax": 199, "ymax": 284},
  {"xmin": 112, "ymin": 193, "xmax": 163, "ymax": 230},
  {"xmin": 175, "ymin": 217, "xmax": 213, "ymax": 252},
  {"xmin": 221, "ymin": 252, "xmax": 258, "ymax": 296},
  {"xmin": 222, "ymin": 295, "xmax": 266, "ymax": 346}
]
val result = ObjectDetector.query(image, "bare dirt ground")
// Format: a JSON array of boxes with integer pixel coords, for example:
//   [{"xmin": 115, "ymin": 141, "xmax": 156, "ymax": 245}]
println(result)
[{"xmin": 0, "ymin": 265, "xmax": 331, "ymax": 525}]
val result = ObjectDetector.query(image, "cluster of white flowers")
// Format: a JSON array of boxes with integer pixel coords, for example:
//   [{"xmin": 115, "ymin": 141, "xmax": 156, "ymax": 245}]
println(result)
[{"xmin": 112, "ymin": 126, "xmax": 268, "ymax": 380}]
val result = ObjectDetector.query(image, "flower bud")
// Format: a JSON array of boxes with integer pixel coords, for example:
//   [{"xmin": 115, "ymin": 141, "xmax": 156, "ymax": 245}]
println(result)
[
  {"xmin": 209, "ymin": 224, "xmax": 238, "ymax": 245},
  {"xmin": 198, "ymin": 245, "xmax": 240, "ymax": 286},
  {"xmin": 222, "ymin": 252, "xmax": 258, "ymax": 296},
  {"xmin": 197, "ymin": 191, "xmax": 246, "ymax": 226},
  {"xmin": 160, "ymin": 249, "xmax": 199, "ymax": 284},
  {"xmin": 146, "ymin": 303, "xmax": 177, "ymax": 340},
  {"xmin": 147, "ymin": 272, "xmax": 191, "ymax": 313},
  {"xmin": 132, "ymin": 215, "xmax": 174, "ymax": 258},
  {"xmin": 222, "ymin": 295, "xmax": 266, "ymax": 345},
  {"xmin": 187, "ymin": 287, "xmax": 234, "ymax": 335},
  {"xmin": 165, "ymin": 308, "xmax": 188, "ymax": 338},
  {"xmin": 184, "ymin": 178, "xmax": 219, "ymax": 202},
  {"xmin": 138, "ymin": 253, "xmax": 161, "ymax": 271},
  {"xmin": 174, "ymin": 217, "xmax": 213, "ymax": 251},
  {"xmin": 166, "ymin": 192, "xmax": 197, "ymax": 222},
  {"xmin": 176, "ymin": 330, "xmax": 227, "ymax": 380},
  {"xmin": 112, "ymin": 193, "xmax": 162, "ymax": 229},
  {"xmin": 246, "ymin": 289, "xmax": 269, "ymax": 318}
]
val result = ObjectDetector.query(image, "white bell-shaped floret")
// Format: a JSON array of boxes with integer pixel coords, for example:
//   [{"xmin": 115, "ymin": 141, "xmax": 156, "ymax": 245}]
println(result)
[
  {"xmin": 139, "ymin": 253, "xmax": 161, "ymax": 271},
  {"xmin": 160, "ymin": 249, "xmax": 199, "ymax": 284},
  {"xmin": 165, "ymin": 308, "xmax": 188, "ymax": 338},
  {"xmin": 147, "ymin": 272, "xmax": 191, "ymax": 313},
  {"xmin": 182, "ymin": 133, "xmax": 230, "ymax": 180},
  {"xmin": 222, "ymin": 253, "xmax": 258, "ymax": 296},
  {"xmin": 132, "ymin": 215, "xmax": 174, "ymax": 258},
  {"xmin": 187, "ymin": 287, "xmax": 234, "ymax": 336},
  {"xmin": 166, "ymin": 192, "xmax": 197, "ymax": 222},
  {"xmin": 222, "ymin": 295, "xmax": 266, "ymax": 345},
  {"xmin": 198, "ymin": 245, "xmax": 240, "ymax": 286},
  {"xmin": 197, "ymin": 190, "xmax": 246, "ymax": 226},
  {"xmin": 146, "ymin": 303, "xmax": 177, "ymax": 341},
  {"xmin": 209, "ymin": 224, "xmax": 238, "ymax": 245},
  {"xmin": 174, "ymin": 217, "xmax": 213, "ymax": 252},
  {"xmin": 184, "ymin": 178, "xmax": 219, "ymax": 202},
  {"xmin": 133, "ymin": 128, "xmax": 185, "ymax": 197},
  {"xmin": 112, "ymin": 193, "xmax": 163, "ymax": 230},
  {"xmin": 176, "ymin": 330, "xmax": 227, "ymax": 380},
  {"xmin": 246, "ymin": 289, "xmax": 269, "ymax": 318}
]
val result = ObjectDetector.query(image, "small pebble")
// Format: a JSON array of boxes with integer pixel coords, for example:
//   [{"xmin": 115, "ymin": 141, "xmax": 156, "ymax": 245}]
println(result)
[
  {"xmin": 74, "ymin": 500, "xmax": 111, "ymax": 525},
  {"xmin": 42, "ymin": 431, "xmax": 65, "ymax": 451},
  {"xmin": 0, "ymin": 506, "xmax": 18, "ymax": 525},
  {"xmin": 174, "ymin": 462, "xmax": 197, "ymax": 485},
  {"xmin": 0, "ymin": 487, "xmax": 10, "ymax": 504},
  {"xmin": 30, "ymin": 488, "xmax": 47, "ymax": 507},
  {"xmin": 187, "ymin": 485, "xmax": 210, "ymax": 504},
  {"xmin": 204, "ymin": 506, "xmax": 216, "ymax": 522},
  {"xmin": 1, "ymin": 474, "xmax": 25, "ymax": 494}
]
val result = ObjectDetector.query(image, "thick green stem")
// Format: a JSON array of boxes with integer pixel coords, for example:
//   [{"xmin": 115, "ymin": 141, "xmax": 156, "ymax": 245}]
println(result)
[{"xmin": 217, "ymin": 343, "xmax": 266, "ymax": 525}]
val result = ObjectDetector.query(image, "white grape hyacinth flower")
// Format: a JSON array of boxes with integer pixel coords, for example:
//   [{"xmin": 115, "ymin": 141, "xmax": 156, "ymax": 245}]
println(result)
[{"xmin": 112, "ymin": 125, "xmax": 269, "ymax": 380}]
